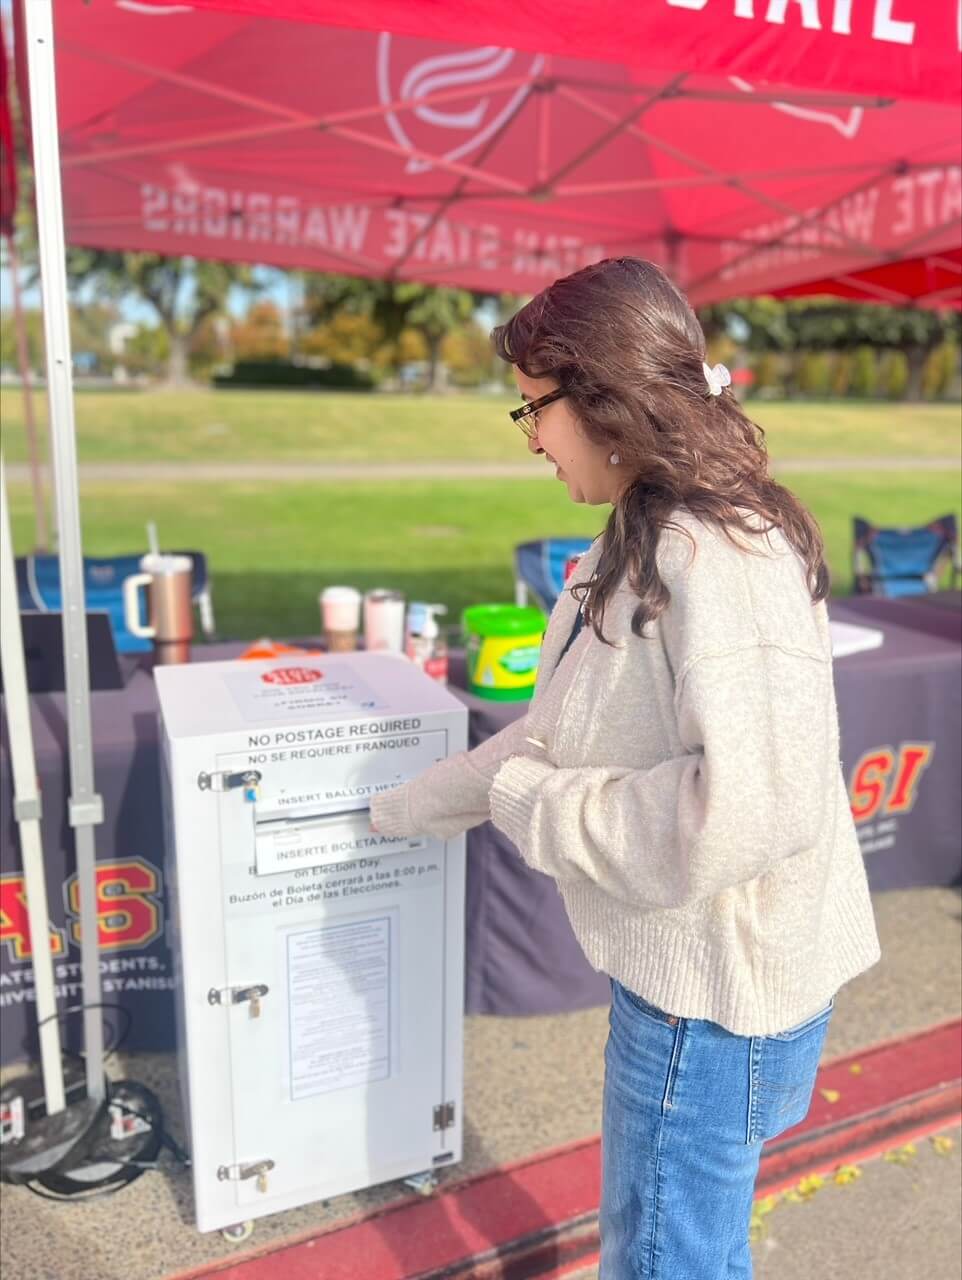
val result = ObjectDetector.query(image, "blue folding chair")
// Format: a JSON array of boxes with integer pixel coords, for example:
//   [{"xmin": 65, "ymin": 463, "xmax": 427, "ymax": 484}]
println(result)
[
  {"xmin": 16, "ymin": 551, "xmax": 216, "ymax": 654},
  {"xmin": 514, "ymin": 537, "xmax": 594, "ymax": 613},
  {"xmin": 852, "ymin": 515, "xmax": 960, "ymax": 598}
]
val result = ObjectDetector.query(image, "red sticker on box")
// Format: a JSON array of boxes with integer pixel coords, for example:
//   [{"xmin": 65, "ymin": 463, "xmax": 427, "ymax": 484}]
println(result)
[{"xmin": 261, "ymin": 667, "xmax": 324, "ymax": 686}]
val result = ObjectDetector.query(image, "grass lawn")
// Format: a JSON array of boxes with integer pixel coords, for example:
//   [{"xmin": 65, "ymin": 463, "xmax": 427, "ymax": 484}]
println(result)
[
  {"xmin": 8, "ymin": 470, "xmax": 960, "ymax": 641},
  {"xmin": 0, "ymin": 387, "xmax": 960, "ymax": 465},
  {"xmin": 5, "ymin": 387, "xmax": 957, "ymax": 638}
]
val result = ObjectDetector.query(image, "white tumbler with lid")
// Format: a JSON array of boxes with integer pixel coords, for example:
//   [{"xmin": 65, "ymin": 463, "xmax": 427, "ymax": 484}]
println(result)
[{"xmin": 363, "ymin": 589, "xmax": 406, "ymax": 653}]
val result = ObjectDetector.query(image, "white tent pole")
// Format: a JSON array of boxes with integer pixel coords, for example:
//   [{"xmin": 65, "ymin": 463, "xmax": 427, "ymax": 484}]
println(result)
[
  {"xmin": 5, "ymin": 234, "xmax": 51, "ymax": 552},
  {"xmin": 22, "ymin": 0, "xmax": 105, "ymax": 1100},
  {"xmin": 0, "ymin": 452, "xmax": 65, "ymax": 1113}
]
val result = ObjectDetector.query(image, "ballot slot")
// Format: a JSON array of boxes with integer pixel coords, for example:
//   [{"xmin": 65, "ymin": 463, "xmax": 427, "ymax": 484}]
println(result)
[
  {"xmin": 253, "ymin": 804, "xmax": 426, "ymax": 875},
  {"xmin": 249, "ymin": 726, "xmax": 447, "ymax": 816},
  {"xmin": 220, "ymin": 727, "xmax": 447, "ymax": 876}
]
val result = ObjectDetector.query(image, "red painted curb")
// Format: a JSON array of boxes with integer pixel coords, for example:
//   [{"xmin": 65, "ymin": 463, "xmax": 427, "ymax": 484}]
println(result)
[
  {"xmin": 167, "ymin": 1139, "xmax": 603, "ymax": 1280},
  {"xmin": 168, "ymin": 1018, "xmax": 962, "ymax": 1280}
]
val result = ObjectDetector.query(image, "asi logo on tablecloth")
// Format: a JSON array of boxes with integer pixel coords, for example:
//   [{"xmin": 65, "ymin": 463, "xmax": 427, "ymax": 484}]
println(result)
[{"xmin": 848, "ymin": 741, "xmax": 934, "ymax": 856}]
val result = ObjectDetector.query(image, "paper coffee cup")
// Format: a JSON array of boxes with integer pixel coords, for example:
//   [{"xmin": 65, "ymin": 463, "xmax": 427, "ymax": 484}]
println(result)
[{"xmin": 321, "ymin": 586, "xmax": 361, "ymax": 650}]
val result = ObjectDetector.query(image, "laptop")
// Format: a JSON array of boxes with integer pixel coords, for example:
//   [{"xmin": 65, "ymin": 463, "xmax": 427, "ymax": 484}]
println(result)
[{"xmin": 0, "ymin": 612, "xmax": 125, "ymax": 694}]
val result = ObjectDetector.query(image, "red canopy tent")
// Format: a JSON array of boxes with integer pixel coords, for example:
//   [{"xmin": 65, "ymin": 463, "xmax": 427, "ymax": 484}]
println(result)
[
  {"xmin": 772, "ymin": 247, "xmax": 962, "ymax": 308},
  {"xmin": 19, "ymin": 0, "xmax": 961, "ymax": 306}
]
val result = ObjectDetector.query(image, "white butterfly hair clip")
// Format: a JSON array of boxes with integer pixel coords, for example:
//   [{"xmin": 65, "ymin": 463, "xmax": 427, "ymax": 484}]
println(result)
[{"xmin": 702, "ymin": 361, "xmax": 732, "ymax": 397}]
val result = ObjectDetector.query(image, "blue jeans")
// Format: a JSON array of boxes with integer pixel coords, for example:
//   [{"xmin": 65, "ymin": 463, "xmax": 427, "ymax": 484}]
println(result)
[{"xmin": 601, "ymin": 979, "xmax": 834, "ymax": 1279}]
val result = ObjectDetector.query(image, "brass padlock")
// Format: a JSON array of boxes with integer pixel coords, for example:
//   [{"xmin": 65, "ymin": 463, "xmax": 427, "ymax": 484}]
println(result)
[
  {"xmin": 257, "ymin": 1170, "xmax": 268, "ymax": 1194},
  {"xmin": 249, "ymin": 992, "xmax": 261, "ymax": 1019}
]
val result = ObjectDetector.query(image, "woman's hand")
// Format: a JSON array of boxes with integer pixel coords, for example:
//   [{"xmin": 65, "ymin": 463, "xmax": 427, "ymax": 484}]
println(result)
[{"xmin": 369, "ymin": 784, "xmax": 412, "ymax": 838}]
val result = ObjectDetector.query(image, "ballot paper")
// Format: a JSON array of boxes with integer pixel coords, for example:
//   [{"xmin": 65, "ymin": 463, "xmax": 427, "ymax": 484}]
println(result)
[{"xmin": 828, "ymin": 620, "xmax": 885, "ymax": 659}]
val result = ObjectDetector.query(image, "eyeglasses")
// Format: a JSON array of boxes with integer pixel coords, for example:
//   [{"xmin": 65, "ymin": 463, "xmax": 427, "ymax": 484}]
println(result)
[{"xmin": 509, "ymin": 388, "xmax": 568, "ymax": 438}]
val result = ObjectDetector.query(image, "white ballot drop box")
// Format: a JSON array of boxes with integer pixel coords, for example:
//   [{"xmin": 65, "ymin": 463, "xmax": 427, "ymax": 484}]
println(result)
[{"xmin": 155, "ymin": 653, "xmax": 468, "ymax": 1233}]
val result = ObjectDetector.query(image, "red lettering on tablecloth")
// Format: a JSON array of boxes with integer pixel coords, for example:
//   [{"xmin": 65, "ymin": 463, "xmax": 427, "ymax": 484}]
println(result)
[
  {"xmin": 65, "ymin": 859, "xmax": 162, "ymax": 952},
  {"xmin": 850, "ymin": 749, "xmax": 894, "ymax": 822},
  {"xmin": 848, "ymin": 742, "xmax": 935, "ymax": 823},
  {"xmin": 885, "ymin": 743, "xmax": 934, "ymax": 814},
  {"xmin": 0, "ymin": 875, "xmax": 67, "ymax": 963}
]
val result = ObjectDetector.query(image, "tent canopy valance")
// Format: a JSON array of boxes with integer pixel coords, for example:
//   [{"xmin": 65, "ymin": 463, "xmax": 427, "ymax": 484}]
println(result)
[
  {"xmin": 133, "ymin": 0, "xmax": 962, "ymax": 108},
  {"xmin": 13, "ymin": 0, "xmax": 959, "ymax": 306}
]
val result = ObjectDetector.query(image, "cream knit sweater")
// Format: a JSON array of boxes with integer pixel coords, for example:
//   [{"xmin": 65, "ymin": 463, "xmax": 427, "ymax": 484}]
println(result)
[{"xmin": 371, "ymin": 511, "xmax": 881, "ymax": 1036}]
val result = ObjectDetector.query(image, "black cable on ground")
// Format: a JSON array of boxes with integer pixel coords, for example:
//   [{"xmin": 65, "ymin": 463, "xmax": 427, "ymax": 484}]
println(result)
[{"xmin": 5, "ymin": 1001, "xmax": 190, "ymax": 1201}]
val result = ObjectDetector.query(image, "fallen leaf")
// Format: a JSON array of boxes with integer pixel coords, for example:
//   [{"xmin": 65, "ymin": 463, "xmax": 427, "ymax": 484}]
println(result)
[
  {"xmin": 848, "ymin": 1063, "xmax": 863, "ymax": 1075},
  {"xmin": 819, "ymin": 1088, "xmax": 841, "ymax": 1104},
  {"xmin": 931, "ymin": 1135, "xmax": 955, "ymax": 1156},
  {"xmin": 749, "ymin": 1194, "xmax": 781, "ymax": 1243},
  {"xmin": 796, "ymin": 1174, "xmax": 825, "ymax": 1200},
  {"xmin": 834, "ymin": 1165, "xmax": 862, "ymax": 1185},
  {"xmin": 884, "ymin": 1143, "xmax": 918, "ymax": 1166}
]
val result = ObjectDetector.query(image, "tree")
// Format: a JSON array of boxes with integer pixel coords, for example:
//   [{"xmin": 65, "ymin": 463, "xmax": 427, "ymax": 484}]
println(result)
[
  {"xmin": 61, "ymin": 250, "xmax": 256, "ymax": 385},
  {"xmin": 231, "ymin": 300, "xmax": 288, "ymax": 361},
  {"xmin": 400, "ymin": 284, "xmax": 475, "ymax": 390},
  {"xmin": 699, "ymin": 297, "xmax": 961, "ymax": 401},
  {"xmin": 697, "ymin": 298, "xmax": 796, "ymax": 355},
  {"xmin": 301, "ymin": 272, "xmax": 477, "ymax": 388},
  {"xmin": 786, "ymin": 302, "xmax": 960, "ymax": 401},
  {"xmin": 1, "ymin": 303, "xmax": 120, "ymax": 375},
  {"xmin": 120, "ymin": 324, "xmax": 169, "ymax": 379},
  {"xmin": 0, "ymin": 306, "xmax": 44, "ymax": 370},
  {"xmin": 69, "ymin": 302, "xmax": 121, "ymax": 373},
  {"xmin": 442, "ymin": 321, "xmax": 495, "ymax": 387},
  {"xmin": 299, "ymin": 312, "xmax": 382, "ymax": 366}
]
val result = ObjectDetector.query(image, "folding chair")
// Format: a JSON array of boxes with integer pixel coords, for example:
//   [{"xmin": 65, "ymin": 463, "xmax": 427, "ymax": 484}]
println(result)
[
  {"xmin": 514, "ymin": 537, "xmax": 594, "ymax": 613},
  {"xmin": 852, "ymin": 514, "xmax": 960, "ymax": 598},
  {"xmin": 16, "ymin": 551, "xmax": 216, "ymax": 654}
]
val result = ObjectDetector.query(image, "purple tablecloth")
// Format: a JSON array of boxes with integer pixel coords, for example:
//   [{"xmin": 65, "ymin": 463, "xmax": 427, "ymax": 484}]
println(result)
[{"xmin": 2, "ymin": 597, "xmax": 960, "ymax": 1059}]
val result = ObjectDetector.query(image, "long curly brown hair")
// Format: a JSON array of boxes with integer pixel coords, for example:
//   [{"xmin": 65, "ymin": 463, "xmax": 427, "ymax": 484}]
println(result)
[{"xmin": 492, "ymin": 257, "xmax": 829, "ymax": 642}]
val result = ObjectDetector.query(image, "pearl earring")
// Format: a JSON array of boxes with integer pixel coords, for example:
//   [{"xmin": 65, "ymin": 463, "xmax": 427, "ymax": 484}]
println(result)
[{"xmin": 609, "ymin": 452, "xmax": 621, "ymax": 466}]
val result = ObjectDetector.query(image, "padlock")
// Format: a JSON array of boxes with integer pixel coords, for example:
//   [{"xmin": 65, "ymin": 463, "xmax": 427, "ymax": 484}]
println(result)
[
  {"xmin": 257, "ymin": 1170, "xmax": 268, "ymax": 1194},
  {"xmin": 249, "ymin": 992, "xmax": 261, "ymax": 1019}
]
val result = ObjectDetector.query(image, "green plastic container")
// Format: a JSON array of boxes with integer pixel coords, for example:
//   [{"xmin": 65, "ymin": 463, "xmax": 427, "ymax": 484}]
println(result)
[{"xmin": 462, "ymin": 604, "xmax": 548, "ymax": 701}]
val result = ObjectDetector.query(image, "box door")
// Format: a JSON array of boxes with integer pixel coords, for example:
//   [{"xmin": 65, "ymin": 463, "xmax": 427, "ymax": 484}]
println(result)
[{"xmin": 214, "ymin": 739, "xmax": 451, "ymax": 1210}]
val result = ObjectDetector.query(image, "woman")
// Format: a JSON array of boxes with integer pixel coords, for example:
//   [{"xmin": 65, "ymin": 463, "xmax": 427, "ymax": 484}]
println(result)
[{"xmin": 370, "ymin": 257, "xmax": 881, "ymax": 1278}]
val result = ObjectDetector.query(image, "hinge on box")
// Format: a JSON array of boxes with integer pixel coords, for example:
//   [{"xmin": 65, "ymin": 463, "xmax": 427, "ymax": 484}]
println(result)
[
  {"xmin": 197, "ymin": 769, "xmax": 262, "ymax": 801},
  {"xmin": 433, "ymin": 1102, "xmax": 455, "ymax": 1132},
  {"xmin": 217, "ymin": 1158, "xmax": 274, "ymax": 1193},
  {"xmin": 208, "ymin": 984, "xmax": 269, "ymax": 1018}
]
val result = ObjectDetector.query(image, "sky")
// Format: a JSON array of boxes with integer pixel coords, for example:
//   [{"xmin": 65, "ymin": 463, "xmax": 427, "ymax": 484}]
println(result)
[{"xmin": 0, "ymin": 257, "xmax": 302, "ymax": 325}]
